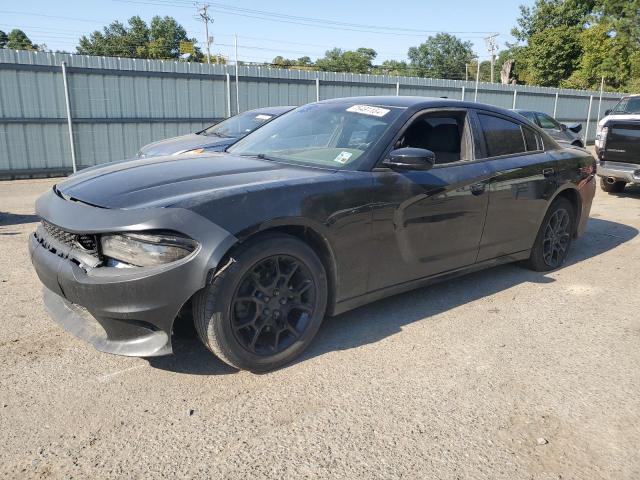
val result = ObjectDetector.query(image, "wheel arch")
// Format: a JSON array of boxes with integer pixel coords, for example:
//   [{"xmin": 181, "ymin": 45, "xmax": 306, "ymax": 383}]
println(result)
[{"xmin": 548, "ymin": 186, "xmax": 582, "ymax": 237}]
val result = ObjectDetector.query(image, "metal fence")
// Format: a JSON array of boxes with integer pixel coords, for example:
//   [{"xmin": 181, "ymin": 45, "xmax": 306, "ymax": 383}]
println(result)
[{"xmin": 0, "ymin": 50, "xmax": 625, "ymax": 178}]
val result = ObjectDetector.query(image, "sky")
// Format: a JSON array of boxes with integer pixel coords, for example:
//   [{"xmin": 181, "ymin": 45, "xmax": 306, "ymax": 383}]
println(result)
[{"xmin": 0, "ymin": 0, "xmax": 533, "ymax": 73}]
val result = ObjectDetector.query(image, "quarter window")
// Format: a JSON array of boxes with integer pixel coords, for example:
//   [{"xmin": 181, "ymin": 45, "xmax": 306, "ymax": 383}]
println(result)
[
  {"xmin": 477, "ymin": 114, "xmax": 526, "ymax": 158},
  {"xmin": 522, "ymin": 126, "xmax": 541, "ymax": 151}
]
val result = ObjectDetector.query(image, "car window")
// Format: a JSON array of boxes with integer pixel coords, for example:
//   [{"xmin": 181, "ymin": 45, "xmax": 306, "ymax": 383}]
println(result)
[
  {"xmin": 478, "ymin": 113, "xmax": 526, "ymax": 158},
  {"xmin": 397, "ymin": 112, "xmax": 470, "ymax": 164},
  {"xmin": 610, "ymin": 96, "xmax": 640, "ymax": 114},
  {"xmin": 519, "ymin": 111, "xmax": 538, "ymax": 124},
  {"xmin": 228, "ymin": 102, "xmax": 405, "ymax": 169},
  {"xmin": 201, "ymin": 111, "xmax": 277, "ymax": 138},
  {"xmin": 522, "ymin": 126, "xmax": 541, "ymax": 151},
  {"xmin": 536, "ymin": 113, "xmax": 561, "ymax": 130}
]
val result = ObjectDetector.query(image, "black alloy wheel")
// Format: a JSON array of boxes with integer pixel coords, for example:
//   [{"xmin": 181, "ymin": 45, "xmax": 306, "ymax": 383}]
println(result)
[
  {"xmin": 542, "ymin": 208, "xmax": 571, "ymax": 268},
  {"xmin": 231, "ymin": 255, "xmax": 316, "ymax": 355}
]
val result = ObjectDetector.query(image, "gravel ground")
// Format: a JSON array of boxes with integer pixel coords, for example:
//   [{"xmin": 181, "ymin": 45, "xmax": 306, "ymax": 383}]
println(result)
[{"xmin": 1, "ymin": 173, "xmax": 639, "ymax": 479}]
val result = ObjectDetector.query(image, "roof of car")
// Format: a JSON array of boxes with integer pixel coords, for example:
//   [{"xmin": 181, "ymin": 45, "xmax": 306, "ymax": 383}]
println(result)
[
  {"xmin": 318, "ymin": 95, "xmax": 520, "ymax": 117},
  {"xmin": 248, "ymin": 105, "xmax": 297, "ymax": 115}
]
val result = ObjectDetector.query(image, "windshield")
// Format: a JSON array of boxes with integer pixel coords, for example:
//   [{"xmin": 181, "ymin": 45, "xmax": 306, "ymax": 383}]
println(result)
[
  {"xmin": 201, "ymin": 110, "xmax": 277, "ymax": 138},
  {"xmin": 610, "ymin": 97, "xmax": 640, "ymax": 115},
  {"xmin": 227, "ymin": 102, "xmax": 405, "ymax": 169}
]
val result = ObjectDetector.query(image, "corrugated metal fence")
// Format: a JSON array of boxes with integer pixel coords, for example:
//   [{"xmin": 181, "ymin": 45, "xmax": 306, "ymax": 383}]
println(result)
[{"xmin": 0, "ymin": 50, "xmax": 624, "ymax": 178}]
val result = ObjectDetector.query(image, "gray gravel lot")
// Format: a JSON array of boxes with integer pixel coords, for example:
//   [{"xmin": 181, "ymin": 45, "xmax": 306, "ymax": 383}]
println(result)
[{"xmin": 1, "ymin": 174, "xmax": 639, "ymax": 479}]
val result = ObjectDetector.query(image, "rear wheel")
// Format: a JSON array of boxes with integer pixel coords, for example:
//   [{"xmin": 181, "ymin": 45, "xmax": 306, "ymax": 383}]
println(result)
[
  {"xmin": 600, "ymin": 177, "xmax": 626, "ymax": 193},
  {"xmin": 193, "ymin": 234, "xmax": 328, "ymax": 372},
  {"xmin": 526, "ymin": 197, "xmax": 574, "ymax": 272}
]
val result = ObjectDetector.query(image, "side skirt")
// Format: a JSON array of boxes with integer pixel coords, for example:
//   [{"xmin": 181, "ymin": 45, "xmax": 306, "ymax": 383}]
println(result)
[{"xmin": 332, "ymin": 249, "xmax": 531, "ymax": 316}]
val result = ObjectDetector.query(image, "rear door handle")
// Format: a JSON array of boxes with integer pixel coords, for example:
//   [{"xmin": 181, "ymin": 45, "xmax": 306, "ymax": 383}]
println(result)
[
  {"xmin": 542, "ymin": 167, "xmax": 555, "ymax": 177},
  {"xmin": 470, "ymin": 183, "xmax": 486, "ymax": 195}
]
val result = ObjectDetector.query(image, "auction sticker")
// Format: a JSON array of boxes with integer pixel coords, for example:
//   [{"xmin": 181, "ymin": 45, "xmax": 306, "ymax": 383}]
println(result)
[
  {"xmin": 346, "ymin": 105, "xmax": 390, "ymax": 117},
  {"xmin": 334, "ymin": 151, "xmax": 353, "ymax": 164}
]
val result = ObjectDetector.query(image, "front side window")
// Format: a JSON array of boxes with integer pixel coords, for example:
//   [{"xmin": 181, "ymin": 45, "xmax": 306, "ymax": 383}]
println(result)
[
  {"xmin": 201, "ymin": 111, "xmax": 276, "ymax": 138},
  {"xmin": 228, "ymin": 103, "xmax": 405, "ymax": 169},
  {"xmin": 478, "ymin": 113, "xmax": 526, "ymax": 158},
  {"xmin": 610, "ymin": 96, "xmax": 640, "ymax": 115},
  {"xmin": 536, "ymin": 113, "xmax": 561, "ymax": 130}
]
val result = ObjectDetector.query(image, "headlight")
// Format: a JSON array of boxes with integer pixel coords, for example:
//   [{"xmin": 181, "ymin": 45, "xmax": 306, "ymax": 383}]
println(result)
[
  {"xmin": 100, "ymin": 232, "xmax": 198, "ymax": 267},
  {"xmin": 595, "ymin": 126, "xmax": 608, "ymax": 149}
]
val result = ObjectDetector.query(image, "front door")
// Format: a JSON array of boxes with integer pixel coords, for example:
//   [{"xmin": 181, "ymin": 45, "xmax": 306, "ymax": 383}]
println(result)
[{"xmin": 367, "ymin": 110, "xmax": 490, "ymax": 292}]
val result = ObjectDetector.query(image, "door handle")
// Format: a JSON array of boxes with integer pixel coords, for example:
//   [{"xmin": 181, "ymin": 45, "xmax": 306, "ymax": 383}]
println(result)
[
  {"xmin": 470, "ymin": 183, "xmax": 486, "ymax": 195},
  {"xmin": 542, "ymin": 167, "xmax": 555, "ymax": 177}
]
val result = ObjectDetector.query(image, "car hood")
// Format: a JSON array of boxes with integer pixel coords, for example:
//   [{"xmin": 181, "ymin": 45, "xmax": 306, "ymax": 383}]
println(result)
[
  {"xmin": 56, "ymin": 153, "xmax": 332, "ymax": 209},
  {"xmin": 599, "ymin": 114, "xmax": 640, "ymax": 127},
  {"xmin": 137, "ymin": 133, "xmax": 236, "ymax": 157}
]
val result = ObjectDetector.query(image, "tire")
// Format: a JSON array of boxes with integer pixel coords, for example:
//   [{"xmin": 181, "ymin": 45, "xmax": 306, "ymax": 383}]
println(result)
[
  {"xmin": 600, "ymin": 177, "xmax": 626, "ymax": 193},
  {"xmin": 193, "ymin": 233, "xmax": 328, "ymax": 372},
  {"xmin": 525, "ymin": 197, "xmax": 575, "ymax": 272}
]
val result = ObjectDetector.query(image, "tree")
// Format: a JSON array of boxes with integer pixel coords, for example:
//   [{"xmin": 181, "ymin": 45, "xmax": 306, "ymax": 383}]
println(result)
[
  {"xmin": 77, "ymin": 16, "xmax": 201, "ymax": 61},
  {"xmin": 375, "ymin": 59, "xmax": 411, "ymax": 76},
  {"xmin": 6, "ymin": 29, "xmax": 38, "ymax": 50},
  {"xmin": 315, "ymin": 47, "xmax": 377, "ymax": 73},
  {"xmin": 511, "ymin": 0, "xmax": 594, "ymax": 41},
  {"xmin": 0, "ymin": 30, "xmax": 7, "ymax": 48},
  {"xmin": 271, "ymin": 55, "xmax": 314, "ymax": 69},
  {"xmin": 407, "ymin": 33, "xmax": 474, "ymax": 79}
]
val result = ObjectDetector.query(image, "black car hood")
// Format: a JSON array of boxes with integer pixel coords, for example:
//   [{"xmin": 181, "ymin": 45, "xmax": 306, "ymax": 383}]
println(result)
[
  {"xmin": 56, "ymin": 153, "xmax": 332, "ymax": 209},
  {"xmin": 137, "ymin": 133, "xmax": 236, "ymax": 157}
]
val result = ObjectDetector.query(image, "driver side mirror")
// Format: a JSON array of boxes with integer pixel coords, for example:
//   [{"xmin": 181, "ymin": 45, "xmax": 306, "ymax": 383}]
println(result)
[{"xmin": 383, "ymin": 148, "xmax": 435, "ymax": 171}]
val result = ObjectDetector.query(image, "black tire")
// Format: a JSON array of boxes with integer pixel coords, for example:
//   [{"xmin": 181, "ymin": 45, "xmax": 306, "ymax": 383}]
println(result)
[
  {"xmin": 600, "ymin": 177, "xmax": 626, "ymax": 193},
  {"xmin": 526, "ymin": 197, "xmax": 575, "ymax": 272},
  {"xmin": 193, "ymin": 233, "xmax": 328, "ymax": 372}
]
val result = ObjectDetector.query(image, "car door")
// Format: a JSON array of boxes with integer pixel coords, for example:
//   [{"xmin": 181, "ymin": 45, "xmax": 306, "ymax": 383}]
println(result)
[
  {"xmin": 474, "ymin": 111, "xmax": 559, "ymax": 262},
  {"xmin": 367, "ymin": 109, "xmax": 491, "ymax": 292}
]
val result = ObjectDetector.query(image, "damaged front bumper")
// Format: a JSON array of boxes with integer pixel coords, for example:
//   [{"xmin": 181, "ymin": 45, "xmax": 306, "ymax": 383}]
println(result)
[{"xmin": 29, "ymin": 188, "xmax": 236, "ymax": 357}]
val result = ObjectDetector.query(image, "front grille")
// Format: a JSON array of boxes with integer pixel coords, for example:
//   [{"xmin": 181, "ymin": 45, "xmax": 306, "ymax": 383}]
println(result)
[{"xmin": 42, "ymin": 221, "xmax": 98, "ymax": 255}]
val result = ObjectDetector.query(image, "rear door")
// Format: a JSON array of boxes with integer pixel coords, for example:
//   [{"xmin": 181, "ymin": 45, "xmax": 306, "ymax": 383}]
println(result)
[{"xmin": 475, "ymin": 111, "xmax": 559, "ymax": 261}]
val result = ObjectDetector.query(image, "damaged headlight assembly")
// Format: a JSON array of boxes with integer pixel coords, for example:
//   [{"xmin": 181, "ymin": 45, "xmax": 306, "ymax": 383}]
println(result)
[{"xmin": 100, "ymin": 232, "xmax": 198, "ymax": 268}]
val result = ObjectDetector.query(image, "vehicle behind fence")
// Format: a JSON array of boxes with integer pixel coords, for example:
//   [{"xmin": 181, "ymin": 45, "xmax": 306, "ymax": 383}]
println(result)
[{"xmin": 0, "ymin": 50, "xmax": 624, "ymax": 179}]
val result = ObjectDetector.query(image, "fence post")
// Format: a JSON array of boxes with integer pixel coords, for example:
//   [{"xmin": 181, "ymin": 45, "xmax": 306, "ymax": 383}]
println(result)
[
  {"xmin": 512, "ymin": 89, "xmax": 518, "ymax": 109},
  {"xmin": 552, "ymin": 92, "xmax": 559, "ymax": 118},
  {"xmin": 461, "ymin": 86, "xmax": 465, "ymax": 101},
  {"xmin": 584, "ymin": 95, "xmax": 593, "ymax": 145},
  {"xmin": 60, "ymin": 61, "xmax": 77, "ymax": 174},
  {"xmin": 396, "ymin": 79, "xmax": 400, "ymax": 96},
  {"xmin": 316, "ymin": 77, "xmax": 320, "ymax": 102},
  {"xmin": 474, "ymin": 73, "xmax": 479, "ymax": 102},
  {"xmin": 225, "ymin": 72, "xmax": 231, "ymax": 117}
]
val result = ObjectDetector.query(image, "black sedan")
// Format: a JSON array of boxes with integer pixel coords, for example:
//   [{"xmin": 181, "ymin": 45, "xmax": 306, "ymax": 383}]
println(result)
[
  {"xmin": 30, "ymin": 96, "xmax": 596, "ymax": 371},
  {"xmin": 513, "ymin": 109, "xmax": 584, "ymax": 147},
  {"xmin": 136, "ymin": 106, "xmax": 295, "ymax": 157}
]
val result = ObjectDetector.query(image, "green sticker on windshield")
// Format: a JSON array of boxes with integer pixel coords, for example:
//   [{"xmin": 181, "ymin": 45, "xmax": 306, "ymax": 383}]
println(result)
[{"xmin": 334, "ymin": 151, "xmax": 353, "ymax": 164}]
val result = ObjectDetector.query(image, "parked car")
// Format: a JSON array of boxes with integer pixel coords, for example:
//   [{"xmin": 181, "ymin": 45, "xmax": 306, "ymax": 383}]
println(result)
[
  {"xmin": 513, "ymin": 109, "xmax": 584, "ymax": 148},
  {"xmin": 136, "ymin": 106, "xmax": 295, "ymax": 158},
  {"xmin": 30, "ymin": 96, "xmax": 596, "ymax": 372},
  {"xmin": 595, "ymin": 94, "xmax": 640, "ymax": 193}
]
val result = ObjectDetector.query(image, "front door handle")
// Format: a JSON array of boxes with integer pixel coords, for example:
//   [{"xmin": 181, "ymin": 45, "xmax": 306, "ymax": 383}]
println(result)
[
  {"xmin": 542, "ymin": 167, "xmax": 555, "ymax": 177},
  {"xmin": 470, "ymin": 183, "xmax": 486, "ymax": 195}
]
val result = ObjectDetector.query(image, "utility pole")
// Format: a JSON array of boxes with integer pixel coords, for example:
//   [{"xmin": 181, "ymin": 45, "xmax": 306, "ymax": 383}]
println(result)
[
  {"xmin": 484, "ymin": 34, "xmax": 498, "ymax": 83},
  {"xmin": 196, "ymin": 3, "xmax": 213, "ymax": 63}
]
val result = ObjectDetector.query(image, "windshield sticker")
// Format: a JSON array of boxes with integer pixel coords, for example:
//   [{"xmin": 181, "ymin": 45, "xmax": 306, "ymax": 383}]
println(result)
[
  {"xmin": 346, "ymin": 105, "xmax": 390, "ymax": 117},
  {"xmin": 334, "ymin": 151, "xmax": 353, "ymax": 164},
  {"xmin": 255, "ymin": 114, "xmax": 272, "ymax": 120}
]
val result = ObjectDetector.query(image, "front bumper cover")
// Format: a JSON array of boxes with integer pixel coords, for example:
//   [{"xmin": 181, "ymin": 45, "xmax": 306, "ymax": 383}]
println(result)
[{"xmin": 29, "ymin": 188, "xmax": 237, "ymax": 357}]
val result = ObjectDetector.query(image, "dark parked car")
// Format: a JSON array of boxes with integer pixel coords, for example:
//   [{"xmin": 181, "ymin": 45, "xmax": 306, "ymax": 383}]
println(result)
[
  {"xmin": 30, "ymin": 96, "xmax": 596, "ymax": 371},
  {"xmin": 137, "ymin": 106, "xmax": 295, "ymax": 158},
  {"xmin": 595, "ymin": 94, "xmax": 640, "ymax": 193},
  {"xmin": 514, "ymin": 109, "xmax": 584, "ymax": 148}
]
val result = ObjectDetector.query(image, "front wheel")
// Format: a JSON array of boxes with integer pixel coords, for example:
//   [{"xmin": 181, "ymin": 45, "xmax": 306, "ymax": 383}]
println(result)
[
  {"xmin": 526, "ymin": 197, "xmax": 574, "ymax": 272},
  {"xmin": 600, "ymin": 177, "xmax": 626, "ymax": 193},
  {"xmin": 193, "ymin": 234, "xmax": 328, "ymax": 372}
]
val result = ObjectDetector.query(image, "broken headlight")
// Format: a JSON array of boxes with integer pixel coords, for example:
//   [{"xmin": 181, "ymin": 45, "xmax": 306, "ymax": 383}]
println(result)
[{"xmin": 100, "ymin": 232, "xmax": 198, "ymax": 267}]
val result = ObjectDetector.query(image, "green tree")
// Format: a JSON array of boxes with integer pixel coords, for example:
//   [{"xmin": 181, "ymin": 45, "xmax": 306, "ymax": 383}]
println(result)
[
  {"xmin": 315, "ymin": 47, "xmax": 377, "ymax": 73},
  {"xmin": 375, "ymin": 59, "xmax": 411, "ymax": 76},
  {"xmin": 0, "ymin": 30, "xmax": 7, "ymax": 48},
  {"xmin": 6, "ymin": 29, "xmax": 38, "ymax": 50},
  {"xmin": 511, "ymin": 0, "xmax": 594, "ymax": 41},
  {"xmin": 407, "ymin": 33, "xmax": 474, "ymax": 79}
]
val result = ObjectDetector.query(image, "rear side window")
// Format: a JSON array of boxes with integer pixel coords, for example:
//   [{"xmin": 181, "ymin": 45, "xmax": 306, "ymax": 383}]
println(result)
[
  {"xmin": 536, "ymin": 113, "xmax": 561, "ymax": 130},
  {"xmin": 477, "ymin": 113, "xmax": 526, "ymax": 157},
  {"xmin": 522, "ymin": 126, "xmax": 541, "ymax": 151}
]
